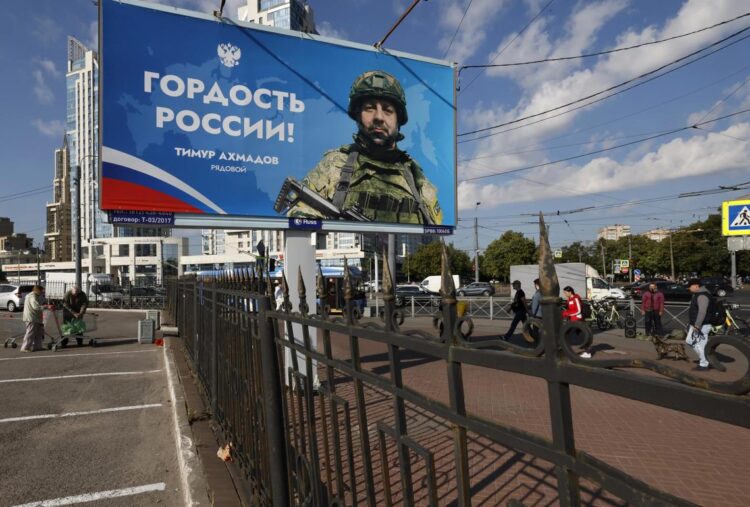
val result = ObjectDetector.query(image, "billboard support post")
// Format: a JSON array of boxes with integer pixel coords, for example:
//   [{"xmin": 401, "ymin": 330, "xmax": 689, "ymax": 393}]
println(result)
[
  {"xmin": 731, "ymin": 250, "xmax": 737, "ymax": 289},
  {"xmin": 283, "ymin": 231, "xmax": 318, "ymax": 388},
  {"xmin": 388, "ymin": 234, "xmax": 396, "ymax": 285}
]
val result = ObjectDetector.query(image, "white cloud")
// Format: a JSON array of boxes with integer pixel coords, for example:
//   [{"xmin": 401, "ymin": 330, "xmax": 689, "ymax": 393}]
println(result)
[
  {"xmin": 317, "ymin": 21, "xmax": 348, "ymax": 41},
  {"xmin": 458, "ymin": 0, "xmax": 750, "ymax": 185},
  {"xmin": 85, "ymin": 21, "xmax": 98, "ymax": 51},
  {"xmin": 32, "ymin": 69, "xmax": 54, "ymax": 104},
  {"xmin": 32, "ymin": 119, "xmax": 65, "ymax": 138},
  {"xmin": 438, "ymin": 0, "xmax": 512, "ymax": 63},
  {"xmin": 457, "ymin": 122, "xmax": 750, "ymax": 210},
  {"xmin": 36, "ymin": 59, "xmax": 60, "ymax": 77}
]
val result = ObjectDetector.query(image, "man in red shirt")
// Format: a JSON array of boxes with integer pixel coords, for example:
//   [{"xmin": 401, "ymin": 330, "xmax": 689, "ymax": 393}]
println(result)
[{"xmin": 641, "ymin": 282, "xmax": 665, "ymax": 337}]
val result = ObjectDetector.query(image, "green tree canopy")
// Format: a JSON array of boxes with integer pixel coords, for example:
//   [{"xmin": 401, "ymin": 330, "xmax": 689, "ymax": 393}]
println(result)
[
  {"xmin": 481, "ymin": 231, "xmax": 537, "ymax": 282},
  {"xmin": 406, "ymin": 241, "xmax": 472, "ymax": 282}
]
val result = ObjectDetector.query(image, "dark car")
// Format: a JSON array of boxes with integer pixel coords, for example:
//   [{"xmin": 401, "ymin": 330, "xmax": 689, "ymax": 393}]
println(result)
[
  {"xmin": 394, "ymin": 285, "xmax": 432, "ymax": 307},
  {"xmin": 128, "ymin": 287, "xmax": 157, "ymax": 297},
  {"xmin": 456, "ymin": 282, "xmax": 495, "ymax": 297},
  {"xmin": 631, "ymin": 281, "xmax": 692, "ymax": 302},
  {"xmin": 699, "ymin": 277, "xmax": 733, "ymax": 297}
]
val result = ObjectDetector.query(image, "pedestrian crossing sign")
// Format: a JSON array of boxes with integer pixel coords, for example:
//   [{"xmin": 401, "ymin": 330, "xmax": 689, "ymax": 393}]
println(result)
[{"xmin": 722, "ymin": 199, "xmax": 750, "ymax": 236}]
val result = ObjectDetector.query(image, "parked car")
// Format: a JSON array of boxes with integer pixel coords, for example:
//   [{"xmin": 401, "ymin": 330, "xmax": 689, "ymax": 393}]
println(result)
[
  {"xmin": 699, "ymin": 277, "xmax": 733, "ymax": 297},
  {"xmin": 631, "ymin": 281, "xmax": 692, "ymax": 302},
  {"xmin": 394, "ymin": 285, "xmax": 432, "ymax": 307},
  {"xmin": 127, "ymin": 287, "xmax": 157, "ymax": 297},
  {"xmin": 456, "ymin": 282, "xmax": 495, "ymax": 297},
  {"xmin": 0, "ymin": 284, "xmax": 34, "ymax": 312}
]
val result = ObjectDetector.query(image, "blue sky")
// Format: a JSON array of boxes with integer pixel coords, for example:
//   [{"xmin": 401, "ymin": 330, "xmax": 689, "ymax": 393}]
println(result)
[{"xmin": 2, "ymin": 0, "xmax": 750, "ymax": 254}]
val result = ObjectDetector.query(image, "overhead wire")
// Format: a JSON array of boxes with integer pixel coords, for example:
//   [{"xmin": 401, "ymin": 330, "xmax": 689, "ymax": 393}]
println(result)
[
  {"xmin": 442, "ymin": 0, "xmax": 474, "ymax": 59},
  {"xmin": 459, "ymin": 12, "xmax": 750, "ymax": 71},
  {"xmin": 459, "ymin": 0, "xmax": 556, "ymax": 93},
  {"xmin": 458, "ymin": 26, "xmax": 750, "ymax": 140},
  {"xmin": 460, "ymin": 107, "xmax": 750, "ymax": 182}
]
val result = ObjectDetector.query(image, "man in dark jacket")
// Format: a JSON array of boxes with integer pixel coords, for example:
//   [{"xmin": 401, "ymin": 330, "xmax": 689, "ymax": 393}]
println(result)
[
  {"xmin": 503, "ymin": 280, "xmax": 527, "ymax": 341},
  {"xmin": 686, "ymin": 279, "xmax": 712, "ymax": 371},
  {"xmin": 641, "ymin": 282, "xmax": 665, "ymax": 336},
  {"xmin": 63, "ymin": 285, "xmax": 88, "ymax": 346}
]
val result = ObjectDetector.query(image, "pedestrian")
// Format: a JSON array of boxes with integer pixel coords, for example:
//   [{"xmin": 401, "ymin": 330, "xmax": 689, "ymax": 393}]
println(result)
[
  {"xmin": 562, "ymin": 286, "xmax": 591, "ymax": 359},
  {"xmin": 530, "ymin": 278, "xmax": 542, "ymax": 319},
  {"xmin": 641, "ymin": 282, "xmax": 665, "ymax": 337},
  {"xmin": 503, "ymin": 280, "xmax": 527, "ymax": 341},
  {"xmin": 274, "ymin": 280, "xmax": 284, "ymax": 310},
  {"xmin": 62, "ymin": 285, "xmax": 88, "ymax": 346},
  {"xmin": 20, "ymin": 285, "xmax": 45, "ymax": 352},
  {"xmin": 686, "ymin": 279, "xmax": 712, "ymax": 371}
]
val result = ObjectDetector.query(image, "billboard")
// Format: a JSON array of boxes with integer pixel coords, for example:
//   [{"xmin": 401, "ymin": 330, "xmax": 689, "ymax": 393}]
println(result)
[
  {"xmin": 722, "ymin": 199, "xmax": 750, "ymax": 236},
  {"xmin": 100, "ymin": 0, "xmax": 456, "ymax": 232}
]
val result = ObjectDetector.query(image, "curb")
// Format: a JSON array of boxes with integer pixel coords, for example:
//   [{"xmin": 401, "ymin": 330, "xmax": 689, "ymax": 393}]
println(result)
[{"xmin": 163, "ymin": 340, "xmax": 211, "ymax": 506}]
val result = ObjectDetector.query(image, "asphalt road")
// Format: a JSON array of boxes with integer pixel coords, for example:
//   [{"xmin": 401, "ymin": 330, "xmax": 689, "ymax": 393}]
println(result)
[{"xmin": 0, "ymin": 310, "xmax": 184, "ymax": 506}]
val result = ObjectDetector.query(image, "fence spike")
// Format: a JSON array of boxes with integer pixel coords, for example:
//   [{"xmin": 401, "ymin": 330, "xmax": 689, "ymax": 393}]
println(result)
[
  {"xmin": 538, "ymin": 213, "xmax": 559, "ymax": 298},
  {"xmin": 317, "ymin": 263, "xmax": 326, "ymax": 300},
  {"xmin": 440, "ymin": 241, "xmax": 456, "ymax": 304},
  {"xmin": 298, "ymin": 265, "xmax": 307, "ymax": 300}
]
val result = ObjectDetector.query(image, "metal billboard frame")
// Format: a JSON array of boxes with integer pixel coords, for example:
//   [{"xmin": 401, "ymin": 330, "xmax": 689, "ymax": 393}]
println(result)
[{"xmin": 97, "ymin": 0, "xmax": 457, "ymax": 235}]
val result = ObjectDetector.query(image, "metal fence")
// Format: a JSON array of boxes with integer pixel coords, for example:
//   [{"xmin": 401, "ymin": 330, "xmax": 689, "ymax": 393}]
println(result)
[
  {"xmin": 42, "ymin": 281, "xmax": 166, "ymax": 309},
  {"xmin": 167, "ymin": 221, "xmax": 750, "ymax": 506}
]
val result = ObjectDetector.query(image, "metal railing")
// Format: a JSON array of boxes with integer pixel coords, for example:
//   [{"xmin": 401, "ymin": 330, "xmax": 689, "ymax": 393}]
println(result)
[{"xmin": 168, "ymin": 219, "xmax": 750, "ymax": 506}]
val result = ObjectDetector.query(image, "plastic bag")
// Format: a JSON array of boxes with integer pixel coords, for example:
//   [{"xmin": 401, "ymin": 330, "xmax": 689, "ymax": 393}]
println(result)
[{"xmin": 62, "ymin": 318, "xmax": 86, "ymax": 336}]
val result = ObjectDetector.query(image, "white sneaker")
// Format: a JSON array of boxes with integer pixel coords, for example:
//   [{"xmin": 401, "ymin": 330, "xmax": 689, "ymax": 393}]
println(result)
[{"xmin": 579, "ymin": 351, "xmax": 592, "ymax": 359}]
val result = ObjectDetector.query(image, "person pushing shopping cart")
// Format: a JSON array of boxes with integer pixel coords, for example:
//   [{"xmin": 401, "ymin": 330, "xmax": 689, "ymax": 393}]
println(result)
[{"xmin": 62, "ymin": 285, "xmax": 88, "ymax": 347}]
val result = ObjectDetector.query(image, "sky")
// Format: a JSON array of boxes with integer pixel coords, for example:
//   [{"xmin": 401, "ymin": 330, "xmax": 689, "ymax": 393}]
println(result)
[{"xmin": 2, "ymin": 0, "xmax": 750, "ymax": 255}]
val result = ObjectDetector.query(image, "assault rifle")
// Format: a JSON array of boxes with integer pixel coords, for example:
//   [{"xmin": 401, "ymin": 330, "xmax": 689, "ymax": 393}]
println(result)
[{"xmin": 273, "ymin": 177, "xmax": 370, "ymax": 222}]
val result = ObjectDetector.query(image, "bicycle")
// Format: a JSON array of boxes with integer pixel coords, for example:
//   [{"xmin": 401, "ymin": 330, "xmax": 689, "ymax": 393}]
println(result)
[
  {"xmin": 593, "ymin": 299, "xmax": 636, "ymax": 331},
  {"xmin": 710, "ymin": 303, "xmax": 749, "ymax": 336}
]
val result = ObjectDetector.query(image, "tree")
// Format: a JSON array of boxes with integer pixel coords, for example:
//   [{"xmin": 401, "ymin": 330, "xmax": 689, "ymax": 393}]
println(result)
[
  {"xmin": 482, "ymin": 231, "xmax": 537, "ymax": 282},
  {"xmin": 406, "ymin": 241, "xmax": 472, "ymax": 282}
]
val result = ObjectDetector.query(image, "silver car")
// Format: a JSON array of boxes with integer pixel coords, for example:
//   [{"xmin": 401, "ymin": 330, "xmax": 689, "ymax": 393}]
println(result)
[{"xmin": 0, "ymin": 284, "xmax": 34, "ymax": 312}]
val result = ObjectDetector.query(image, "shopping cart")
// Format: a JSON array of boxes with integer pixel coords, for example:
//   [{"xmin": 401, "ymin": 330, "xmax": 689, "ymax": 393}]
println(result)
[
  {"xmin": 45, "ymin": 310, "xmax": 99, "ymax": 351},
  {"xmin": 3, "ymin": 307, "xmax": 62, "ymax": 349}
]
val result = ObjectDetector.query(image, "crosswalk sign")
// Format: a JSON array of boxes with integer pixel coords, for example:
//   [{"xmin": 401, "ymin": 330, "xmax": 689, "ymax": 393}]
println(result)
[{"xmin": 723, "ymin": 199, "xmax": 750, "ymax": 236}]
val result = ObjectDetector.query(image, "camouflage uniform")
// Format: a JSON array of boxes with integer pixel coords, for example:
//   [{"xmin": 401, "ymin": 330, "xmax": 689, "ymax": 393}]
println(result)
[{"xmin": 286, "ymin": 70, "xmax": 442, "ymax": 225}]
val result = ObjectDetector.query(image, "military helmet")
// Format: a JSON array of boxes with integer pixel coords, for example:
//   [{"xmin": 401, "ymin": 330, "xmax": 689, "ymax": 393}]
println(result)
[{"xmin": 348, "ymin": 70, "xmax": 408, "ymax": 126}]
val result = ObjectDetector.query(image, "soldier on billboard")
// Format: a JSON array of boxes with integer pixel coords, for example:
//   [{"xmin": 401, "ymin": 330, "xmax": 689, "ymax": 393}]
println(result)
[{"xmin": 274, "ymin": 70, "xmax": 442, "ymax": 224}]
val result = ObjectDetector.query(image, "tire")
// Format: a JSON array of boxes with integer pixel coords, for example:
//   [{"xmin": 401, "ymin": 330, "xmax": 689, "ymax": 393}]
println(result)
[
  {"xmin": 457, "ymin": 291, "xmax": 465, "ymax": 297},
  {"xmin": 716, "ymin": 289, "xmax": 727, "ymax": 297},
  {"xmin": 395, "ymin": 297, "xmax": 404, "ymax": 307},
  {"xmin": 730, "ymin": 318, "xmax": 750, "ymax": 336},
  {"xmin": 7, "ymin": 301, "xmax": 16, "ymax": 312},
  {"xmin": 482, "ymin": 290, "xmax": 490, "ymax": 296}
]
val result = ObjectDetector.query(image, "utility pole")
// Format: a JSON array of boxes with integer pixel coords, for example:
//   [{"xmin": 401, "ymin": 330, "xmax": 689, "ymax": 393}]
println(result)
[
  {"xmin": 74, "ymin": 165, "xmax": 82, "ymax": 288},
  {"xmin": 628, "ymin": 235, "xmax": 632, "ymax": 284},
  {"xmin": 600, "ymin": 241, "xmax": 606, "ymax": 278},
  {"xmin": 36, "ymin": 245, "xmax": 40, "ymax": 285},
  {"xmin": 668, "ymin": 232, "xmax": 675, "ymax": 281},
  {"xmin": 474, "ymin": 202, "xmax": 481, "ymax": 282}
]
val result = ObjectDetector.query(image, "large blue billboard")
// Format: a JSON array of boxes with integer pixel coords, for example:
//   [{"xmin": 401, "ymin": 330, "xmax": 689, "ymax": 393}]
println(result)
[{"xmin": 100, "ymin": 0, "xmax": 456, "ymax": 230}]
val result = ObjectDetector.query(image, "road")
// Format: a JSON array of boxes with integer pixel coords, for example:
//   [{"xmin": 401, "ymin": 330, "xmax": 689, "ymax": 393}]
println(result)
[{"xmin": 0, "ymin": 310, "xmax": 188, "ymax": 507}]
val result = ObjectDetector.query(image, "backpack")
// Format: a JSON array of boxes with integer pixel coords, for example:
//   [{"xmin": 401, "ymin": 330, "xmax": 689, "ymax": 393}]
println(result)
[
  {"xmin": 707, "ymin": 296, "xmax": 727, "ymax": 326},
  {"xmin": 581, "ymin": 300, "xmax": 592, "ymax": 320}
]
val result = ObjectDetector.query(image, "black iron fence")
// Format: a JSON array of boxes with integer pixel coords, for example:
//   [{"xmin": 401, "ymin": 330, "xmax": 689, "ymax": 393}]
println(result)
[
  {"xmin": 166, "ymin": 219, "xmax": 750, "ymax": 506},
  {"xmin": 42, "ymin": 281, "xmax": 166, "ymax": 309}
]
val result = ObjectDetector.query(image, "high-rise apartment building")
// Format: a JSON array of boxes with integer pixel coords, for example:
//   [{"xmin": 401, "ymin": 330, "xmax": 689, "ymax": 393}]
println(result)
[
  {"xmin": 44, "ymin": 136, "xmax": 73, "ymax": 261},
  {"xmin": 66, "ymin": 37, "xmax": 107, "ymax": 244},
  {"xmin": 202, "ymin": 229, "xmax": 227, "ymax": 255},
  {"xmin": 597, "ymin": 224, "xmax": 631, "ymax": 241},
  {"xmin": 238, "ymin": 0, "xmax": 317, "ymax": 32}
]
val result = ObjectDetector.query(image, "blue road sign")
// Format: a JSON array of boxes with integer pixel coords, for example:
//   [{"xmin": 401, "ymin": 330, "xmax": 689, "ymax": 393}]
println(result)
[{"xmin": 633, "ymin": 269, "xmax": 641, "ymax": 276}]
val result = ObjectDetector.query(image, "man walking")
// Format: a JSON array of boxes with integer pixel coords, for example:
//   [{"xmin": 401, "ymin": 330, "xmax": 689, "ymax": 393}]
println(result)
[
  {"xmin": 503, "ymin": 280, "xmax": 527, "ymax": 341},
  {"xmin": 20, "ymin": 285, "xmax": 45, "ymax": 352},
  {"xmin": 686, "ymin": 279, "xmax": 712, "ymax": 371},
  {"xmin": 530, "ymin": 278, "xmax": 542, "ymax": 319},
  {"xmin": 641, "ymin": 282, "xmax": 665, "ymax": 337}
]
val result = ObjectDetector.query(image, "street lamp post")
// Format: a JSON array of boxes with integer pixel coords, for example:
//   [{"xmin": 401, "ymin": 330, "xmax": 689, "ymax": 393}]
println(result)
[{"xmin": 474, "ymin": 202, "xmax": 481, "ymax": 283}]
